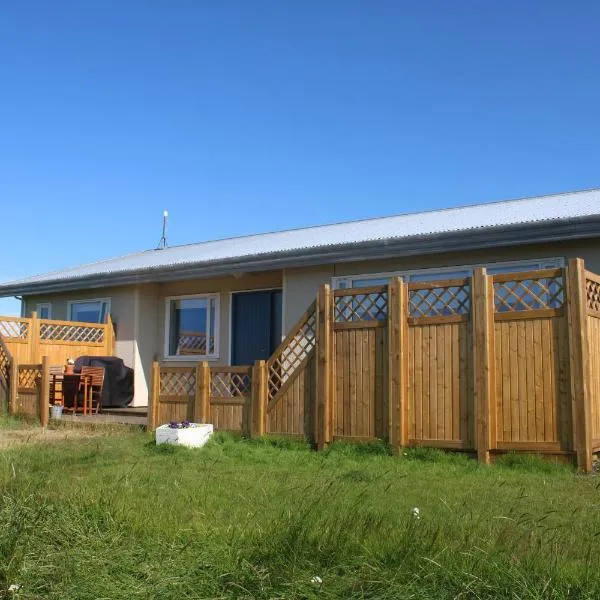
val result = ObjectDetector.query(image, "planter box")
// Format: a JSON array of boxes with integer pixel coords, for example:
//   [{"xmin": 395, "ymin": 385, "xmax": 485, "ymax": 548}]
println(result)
[{"xmin": 155, "ymin": 423, "xmax": 214, "ymax": 448}]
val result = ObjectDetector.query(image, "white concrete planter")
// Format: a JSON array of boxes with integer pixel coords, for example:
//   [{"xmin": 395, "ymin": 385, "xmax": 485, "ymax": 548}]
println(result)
[{"xmin": 155, "ymin": 423, "xmax": 214, "ymax": 448}]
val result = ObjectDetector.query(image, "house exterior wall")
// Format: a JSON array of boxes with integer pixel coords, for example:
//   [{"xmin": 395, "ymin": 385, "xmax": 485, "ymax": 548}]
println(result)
[
  {"xmin": 23, "ymin": 286, "xmax": 137, "ymax": 369},
  {"xmin": 156, "ymin": 270, "xmax": 283, "ymax": 366},
  {"xmin": 19, "ymin": 237, "xmax": 600, "ymax": 409},
  {"xmin": 134, "ymin": 284, "xmax": 160, "ymax": 407},
  {"xmin": 282, "ymin": 237, "xmax": 600, "ymax": 328}
]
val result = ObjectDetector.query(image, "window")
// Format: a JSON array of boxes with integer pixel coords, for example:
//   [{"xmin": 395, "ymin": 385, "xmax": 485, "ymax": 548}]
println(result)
[
  {"xmin": 68, "ymin": 299, "xmax": 110, "ymax": 323},
  {"xmin": 36, "ymin": 302, "xmax": 52, "ymax": 319},
  {"xmin": 165, "ymin": 294, "xmax": 219, "ymax": 359},
  {"xmin": 332, "ymin": 258, "xmax": 564, "ymax": 289}
]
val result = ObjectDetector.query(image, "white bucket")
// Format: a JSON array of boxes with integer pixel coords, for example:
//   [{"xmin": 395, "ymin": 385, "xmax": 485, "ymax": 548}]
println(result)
[{"xmin": 51, "ymin": 404, "xmax": 63, "ymax": 420}]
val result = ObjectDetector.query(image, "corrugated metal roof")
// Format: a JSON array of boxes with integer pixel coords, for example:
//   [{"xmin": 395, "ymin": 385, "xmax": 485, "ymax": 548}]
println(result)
[{"xmin": 2, "ymin": 188, "xmax": 600, "ymax": 290}]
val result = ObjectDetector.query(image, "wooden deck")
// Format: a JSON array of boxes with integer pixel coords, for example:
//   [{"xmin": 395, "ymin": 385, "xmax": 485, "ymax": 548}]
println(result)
[{"xmin": 60, "ymin": 407, "xmax": 147, "ymax": 426}]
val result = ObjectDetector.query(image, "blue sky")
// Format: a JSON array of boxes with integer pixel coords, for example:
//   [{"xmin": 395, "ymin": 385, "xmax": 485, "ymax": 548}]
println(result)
[{"xmin": 1, "ymin": 1, "xmax": 599, "ymax": 314}]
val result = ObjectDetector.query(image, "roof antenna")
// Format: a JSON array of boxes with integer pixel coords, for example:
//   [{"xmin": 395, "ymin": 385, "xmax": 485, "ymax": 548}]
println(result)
[{"xmin": 157, "ymin": 210, "xmax": 169, "ymax": 249}]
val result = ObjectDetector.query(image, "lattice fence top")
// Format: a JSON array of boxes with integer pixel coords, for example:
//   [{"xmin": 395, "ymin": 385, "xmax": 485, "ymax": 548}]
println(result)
[
  {"xmin": 18, "ymin": 366, "xmax": 41, "ymax": 390},
  {"xmin": 267, "ymin": 307, "xmax": 316, "ymax": 401},
  {"xmin": 0, "ymin": 319, "xmax": 29, "ymax": 339},
  {"xmin": 160, "ymin": 369, "xmax": 196, "ymax": 397},
  {"xmin": 211, "ymin": 371, "xmax": 252, "ymax": 398},
  {"xmin": 586, "ymin": 278, "xmax": 600, "ymax": 313},
  {"xmin": 334, "ymin": 289, "xmax": 388, "ymax": 322},
  {"xmin": 0, "ymin": 339, "xmax": 10, "ymax": 389},
  {"xmin": 39, "ymin": 322, "xmax": 105, "ymax": 344},
  {"xmin": 409, "ymin": 283, "xmax": 471, "ymax": 318},
  {"xmin": 494, "ymin": 275, "xmax": 565, "ymax": 312}
]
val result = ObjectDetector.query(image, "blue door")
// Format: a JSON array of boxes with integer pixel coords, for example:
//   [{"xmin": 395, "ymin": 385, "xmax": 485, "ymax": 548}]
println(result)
[{"xmin": 231, "ymin": 290, "xmax": 282, "ymax": 365}]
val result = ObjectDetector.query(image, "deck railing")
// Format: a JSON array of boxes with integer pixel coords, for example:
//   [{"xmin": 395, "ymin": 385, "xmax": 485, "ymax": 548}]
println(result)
[
  {"xmin": 148, "ymin": 258, "xmax": 600, "ymax": 471},
  {"xmin": 0, "ymin": 313, "xmax": 116, "ymax": 423}
]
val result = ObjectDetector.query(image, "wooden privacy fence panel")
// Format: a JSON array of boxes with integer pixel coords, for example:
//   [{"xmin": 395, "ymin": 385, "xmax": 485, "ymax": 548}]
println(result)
[
  {"xmin": 492, "ymin": 270, "xmax": 571, "ymax": 451},
  {"xmin": 334, "ymin": 321, "xmax": 387, "ymax": 440},
  {"xmin": 0, "ymin": 313, "xmax": 115, "ymax": 367},
  {"xmin": 406, "ymin": 279, "xmax": 474, "ymax": 449},
  {"xmin": 15, "ymin": 364, "xmax": 42, "ymax": 417},
  {"xmin": 265, "ymin": 301, "xmax": 317, "ymax": 437},
  {"xmin": 150, "ymin": 364, "xmax": 253, "ymax": 434},
  {"xmin": 333, "ymin": 287, "xmax": 388, "ymax": 441},
  {"xmin": 266, "ymin": 354, "xmax": 315, "ymax": 437},
  {"xmin": 210, "ymin": 367, "xmax": 252, "ymax": 433},
  {"xmin": 147, "ymin": 260, "xmax": 600, "ymax": 471},
  {"xmin": 586, "ymin": 271, "xmax": 600, "ymax": 450},
  {"xmin": 153, "ymin": 366, "xmax": 196, "ymax": 424}
]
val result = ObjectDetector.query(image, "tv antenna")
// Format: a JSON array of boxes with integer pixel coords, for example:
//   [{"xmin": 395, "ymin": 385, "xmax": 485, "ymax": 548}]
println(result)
[{"xmin": 157, "ymin": 210, "xmax": 169, "ymax": 249}]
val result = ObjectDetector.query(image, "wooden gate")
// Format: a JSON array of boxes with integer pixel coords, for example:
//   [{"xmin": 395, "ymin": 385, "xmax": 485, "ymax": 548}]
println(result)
[
  {"xmin": 332, "ymin": 287, "xmax": 388, "ymax": 441},
  {"xmin": 406, "ymin": 279, "xmax": 475, "ymax": 449}
]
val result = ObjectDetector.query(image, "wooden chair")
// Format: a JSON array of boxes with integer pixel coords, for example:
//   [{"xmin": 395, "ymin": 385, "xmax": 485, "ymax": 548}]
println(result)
[
  {"xmin": 49, "ymin": 365, "xmax": 64, "ymax": 405},
  {"xmin": 79, "ymin": 366, "xmax": 105, "ymax": 414}
]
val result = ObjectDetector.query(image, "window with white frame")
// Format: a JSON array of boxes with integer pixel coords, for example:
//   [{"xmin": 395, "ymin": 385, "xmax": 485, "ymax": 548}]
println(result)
[
  {"xmin": 68, "ymin": 299, "xmax": 110, "ymax": 323},
  {"xmin": 36, "ymin": 302, "xmax": 52, "ymax": 319},
  {"xmin": 165, "ymin": 295, "xmax": 219, "ymax": 359},
  {"xmin": 332, "ymin": 258, "xmax": 564, "ymax": 289}
]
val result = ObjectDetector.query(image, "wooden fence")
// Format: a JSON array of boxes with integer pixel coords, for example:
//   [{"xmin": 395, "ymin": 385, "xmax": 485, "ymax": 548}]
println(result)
[
  {"xmin": 0, "ymin": 315, "xmax": 116, "ymax": 424},
  {"xmin": 0, "ymin": 312, "xmax": 115, "ymax": 366},
  {"xmin": 149, "ymin": 258, "xmax": 600, "ymax": 471}
]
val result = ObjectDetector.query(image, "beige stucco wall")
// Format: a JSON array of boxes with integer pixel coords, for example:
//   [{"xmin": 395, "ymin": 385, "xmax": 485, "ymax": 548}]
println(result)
[{"xmin": 133, "ymin": 284, "xmax": 160, "ymax": 407}]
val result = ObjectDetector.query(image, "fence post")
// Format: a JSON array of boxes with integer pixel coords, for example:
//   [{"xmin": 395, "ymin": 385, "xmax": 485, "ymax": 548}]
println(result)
[
  {"xmin": 251, "ymin": 360, "xmax": 267, "ymax": 436},
  {"xmin": 30, "ymin": 311, "xmax": 39, "ymax": 363},
  {"xmin": 106, "ymin": 314, "xmax": 116, "ymax": 355},
  {"xmin": 566, "ymin": 258, "xmax": 593, "ymax": 472},
  {"xmin": 315, "ymin": 284, "xmax": 333, "ymax": 449},
  {"xmin": 196, "ymin": 361, "xmax": 210, "ymax": 423},
  {"xmin": 388, "ymin": 277, "xmax": 408, "ymax": 447},
  {"xmin": 40, "ymin": 356, "xmax": 50, "ymax": 427},
  {"xmin": 472, "ymin": 268, "xmax": 495, "ymax": 464},
  {"xmin": 9, "ymin": 358, "xmax": 18, "ymax": 415},
  {"xmin": 148, "ymin": 361, "xmax": 160, "ymax": 431}
]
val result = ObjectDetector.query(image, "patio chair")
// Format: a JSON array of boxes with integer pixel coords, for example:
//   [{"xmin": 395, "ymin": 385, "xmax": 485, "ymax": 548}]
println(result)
[
  {"xmin": 79, "ymin": 366, "xmax": 105, "ymax": 414},
  {"xmin": 49, "ymin": 365, "xmax": 64, "ymax": 405}
]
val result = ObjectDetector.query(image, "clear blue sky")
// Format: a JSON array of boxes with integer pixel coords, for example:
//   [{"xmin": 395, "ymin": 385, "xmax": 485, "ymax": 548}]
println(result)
[{"xmin": 1, "ymin": 1, "xmax": 599, "ymax": 315}]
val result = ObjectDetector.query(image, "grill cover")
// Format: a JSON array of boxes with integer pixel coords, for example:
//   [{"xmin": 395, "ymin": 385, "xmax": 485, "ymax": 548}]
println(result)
[{"xmin": 73, "ymin": 356, "xmax": 134, "ymax": 408}]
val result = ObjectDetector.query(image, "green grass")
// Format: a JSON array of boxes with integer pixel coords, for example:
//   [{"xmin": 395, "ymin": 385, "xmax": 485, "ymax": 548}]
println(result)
[{"xmin": 1, "ymin": 424, "xmax": 599, "ymax": 599}]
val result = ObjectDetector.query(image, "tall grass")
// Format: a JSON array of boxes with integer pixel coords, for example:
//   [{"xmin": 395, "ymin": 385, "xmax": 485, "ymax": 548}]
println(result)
[{"xmin": 0, "ymin": 426, "xmax": 598, "ymax": 599}]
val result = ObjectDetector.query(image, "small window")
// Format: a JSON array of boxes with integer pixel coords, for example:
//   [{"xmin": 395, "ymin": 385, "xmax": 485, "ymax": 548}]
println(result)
[
  {"xmin": 36, "ymin": 303, "xmax": 52, "ymax": 319},
  {"xmin": 69, "ymin": 299, "xmax": 110, "ymax": 323},
  {"xmin": 165, "ymin": 295, "xmax": 219, "ymax": 359}
]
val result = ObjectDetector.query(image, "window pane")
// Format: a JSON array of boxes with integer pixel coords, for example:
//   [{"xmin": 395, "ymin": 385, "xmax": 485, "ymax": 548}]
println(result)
[
  {"xmin": 408, "ymin": 270, "xmax": 470, "ymax": 282},
  {"xmin": 352, "ymin": 278, "xmax": 391, "ymax": 288},
  {"xmin": 71, "ymin": 301, "xmax": 103, "ymax": 323},
  {"xmin": 168, "ymin": 297, "xmax": 216, "ymax": 356},
  {"xmin": 37, "ymin": 304, "xmax": 50, "ymax": 319}
]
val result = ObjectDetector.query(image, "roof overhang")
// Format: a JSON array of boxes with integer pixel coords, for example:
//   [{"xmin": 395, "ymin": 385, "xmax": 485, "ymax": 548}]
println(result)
[{"xmin": 2, "ymin": 216, "xmax": 600, "ymax": 296}]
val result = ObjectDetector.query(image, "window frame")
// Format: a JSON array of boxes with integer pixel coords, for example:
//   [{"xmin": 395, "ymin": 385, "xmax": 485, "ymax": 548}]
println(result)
[
  {"xmin": 163, "ymin": 293, "xmax": 220, "ymax": 361},
  {"xmin": 67, "ymin": 298, "xmax": 111, "ymax": 324},
  {"xmin": 36, "ymin": 302, "xmax": 52, "ymax": 320},
  {"xmin": 332, "ymin": 257, "xmax": 565, "ymax": 289}
]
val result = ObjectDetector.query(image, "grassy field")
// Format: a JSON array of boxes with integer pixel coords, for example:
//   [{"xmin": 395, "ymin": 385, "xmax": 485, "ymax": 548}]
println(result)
[{"xmin": 1, "ymin": 421, "xmax": 600, "ymax": 599}]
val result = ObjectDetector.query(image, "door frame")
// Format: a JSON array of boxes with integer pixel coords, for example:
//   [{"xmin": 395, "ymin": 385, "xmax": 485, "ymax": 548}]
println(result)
[{"xmin": 228, "ymin": 287, "xmax": 284, "ymax": 365}]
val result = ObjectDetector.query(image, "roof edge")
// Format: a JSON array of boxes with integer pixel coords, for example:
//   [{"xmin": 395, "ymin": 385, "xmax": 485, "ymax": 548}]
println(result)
[{"xmin": 2, "ymin": 216, "xmax": 599, "ymax": 297}]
